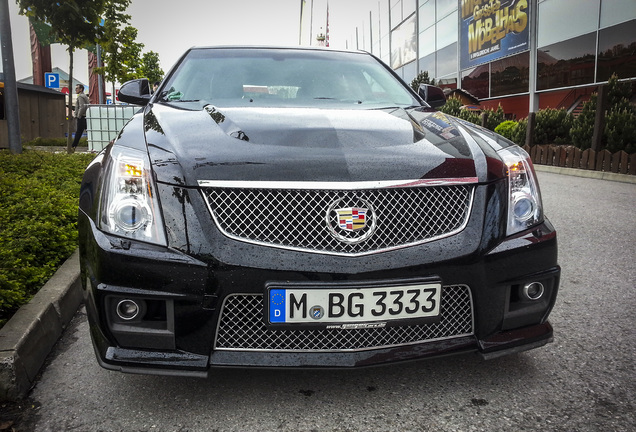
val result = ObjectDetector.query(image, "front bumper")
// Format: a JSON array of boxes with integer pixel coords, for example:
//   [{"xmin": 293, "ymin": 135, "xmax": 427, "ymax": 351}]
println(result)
[{"xmin": 79, "ymin": 211, "xmax": 559, "ymax": 376}]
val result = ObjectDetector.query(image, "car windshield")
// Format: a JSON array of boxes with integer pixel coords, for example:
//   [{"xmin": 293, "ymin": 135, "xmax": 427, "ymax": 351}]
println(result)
[{"xmin": 158, "ymin": 47, "xmax": 420, "ymax": 109}]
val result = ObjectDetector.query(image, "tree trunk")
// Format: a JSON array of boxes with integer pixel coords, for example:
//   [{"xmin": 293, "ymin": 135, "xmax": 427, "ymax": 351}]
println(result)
[{"xmin": 66, "ymin": 47, "xmax": 74, "ymax": 154}]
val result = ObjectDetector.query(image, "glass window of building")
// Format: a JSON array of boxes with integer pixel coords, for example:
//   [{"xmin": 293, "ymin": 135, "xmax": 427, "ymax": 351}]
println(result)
[
  {"xmin": 491, "ymin": 52, "xmax": 530, "ymax": 97},
  {"xmin": 436, "ymin": 42, "xmax": 457, "ymax": 77},
  {"xmin": 538, "ymin": 0, "xmax": 600, "ymax": 48},
  {"xmin": 419, "ymin": 0, "xmax": 435, "ymax": 31},
  {"xmin": 436, "ymin": 10, "xmax": 458, "ymax": 49},
  {"xmin": 419, "ymin": 53, "xmax": 437, "ymax": 79},
  {"xmin": 404, "ymin": 0, "xmax": 417, "ymax": 18},
  {"xmin": 419, "ymin": 26, "xmax": 436, "ymax": 57},
  {"xmin": 597, "ymin": 19, "xmax": 636, "ymax": 81},
  {"xmin": 462, "ymin": 65, "xmax": 490, "ymax": 99},
  {"xmin": 436, "ymin": 0, "xmax": 456, "ymax": 20},
  {"xmin": 600, "ymin": 0, "xmax": 636, "ymax": 28},
  {"xmin": 391, "ymin": 14, "xmax": 417, "ymax": 69},
  {"xmin": 403, "ymin": 60, "xmax": 418, "ymax": 84},
  {"xmin": 391, "ymin": 0, "xmax": 402, "ymax": 29},
  {"xmin": 537, "ymin": 32, "xmax": 596, "ymax": 90}
]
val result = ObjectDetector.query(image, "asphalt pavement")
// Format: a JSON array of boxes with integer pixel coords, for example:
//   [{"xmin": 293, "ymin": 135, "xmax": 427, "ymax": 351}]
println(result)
[{"xmin": 1, "ymin": 167, "xmax": 635, "ymax": 431}]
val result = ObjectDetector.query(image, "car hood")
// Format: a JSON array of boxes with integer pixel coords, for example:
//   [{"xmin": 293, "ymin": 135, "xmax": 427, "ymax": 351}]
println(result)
[{"xmin": 142, "ymin": 103, "xmax": 506, "ymax": 186}]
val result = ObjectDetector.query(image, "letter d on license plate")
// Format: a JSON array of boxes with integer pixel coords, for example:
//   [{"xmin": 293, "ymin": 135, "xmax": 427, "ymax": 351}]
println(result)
[{"xmin": 266, "ymin": 279, "xmax": 441, "ymax": 326}]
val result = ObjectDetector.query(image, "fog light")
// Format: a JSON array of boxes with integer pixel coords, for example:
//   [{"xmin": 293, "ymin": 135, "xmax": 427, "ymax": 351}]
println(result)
[
  {"xmin": 523, "ymin": 282, "xmax": 545, "ymax": 300},
  {"xmin": 116, "ymin": 299, "xmax": 140, "ymax": 320}
]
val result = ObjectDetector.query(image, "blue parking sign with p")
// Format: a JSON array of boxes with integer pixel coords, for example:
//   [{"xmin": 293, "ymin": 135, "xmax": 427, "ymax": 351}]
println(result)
[{"xmin": 45, "ymin": 73, "xmax": 60, "ymax": 89}]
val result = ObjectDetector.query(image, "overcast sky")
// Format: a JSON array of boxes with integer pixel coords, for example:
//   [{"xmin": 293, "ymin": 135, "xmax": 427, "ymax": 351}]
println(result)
[{"xmin": 4, "ymin": 0, "xmax": 375, "ymax": 87}]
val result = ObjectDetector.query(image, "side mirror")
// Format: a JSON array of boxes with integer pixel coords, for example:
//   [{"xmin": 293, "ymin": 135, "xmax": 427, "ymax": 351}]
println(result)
[
  {"xmin": 418, "ymin": 84, "xmax": 446, "ymax": 109},
  {"xmin": 118, "ymin": 78, "xmax": 151, "ymax": 106}
]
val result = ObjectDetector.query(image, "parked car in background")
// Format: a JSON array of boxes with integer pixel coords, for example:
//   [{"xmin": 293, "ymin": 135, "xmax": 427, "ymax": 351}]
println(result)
[{"xmin": 78, "ymin": 46, "xmax": 559, "ymax": 376}]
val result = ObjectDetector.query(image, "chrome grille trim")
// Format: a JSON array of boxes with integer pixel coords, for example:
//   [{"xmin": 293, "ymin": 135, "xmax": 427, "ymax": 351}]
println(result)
[
  {"xmin": 200, "ymin": 180, "xmax": 475, "ymax": 256},
  {"xmin": 214, "ymin": 285, "xmax": 474, "ymax": 352},
  {"xmin": 198, "ymin": 178, "xmax": 479, "ymax": 190}
]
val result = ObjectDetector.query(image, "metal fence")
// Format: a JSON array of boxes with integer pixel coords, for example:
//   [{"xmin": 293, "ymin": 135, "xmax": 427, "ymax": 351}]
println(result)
[{"xmin": 86, "ymin": 105, "xmax": 139, "ymax": 152}]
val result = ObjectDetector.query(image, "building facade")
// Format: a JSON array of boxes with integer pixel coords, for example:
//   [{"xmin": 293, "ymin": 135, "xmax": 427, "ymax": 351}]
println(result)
[{"xmin": 347, "ymin": 0, "xmax": 636, "ymax": 119}]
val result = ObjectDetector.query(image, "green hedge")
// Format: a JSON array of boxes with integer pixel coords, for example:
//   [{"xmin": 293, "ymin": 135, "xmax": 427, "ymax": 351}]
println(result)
[{"xmin": 0, "ymin": 149, "xmax": 95, "ymax": 327}]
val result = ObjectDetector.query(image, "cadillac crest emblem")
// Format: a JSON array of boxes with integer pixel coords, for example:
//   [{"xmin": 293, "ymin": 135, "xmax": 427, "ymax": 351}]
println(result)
[{"xmin": 326, "ymin": 198, "xmax": 376, "ymax": 244}]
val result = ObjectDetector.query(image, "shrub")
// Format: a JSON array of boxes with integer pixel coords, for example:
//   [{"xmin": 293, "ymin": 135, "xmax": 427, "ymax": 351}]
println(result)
[
  {"xmin": 0, "ymin": 149, "xmax": 95, "ymax": 327},
  {"xmin": 439, "ymin": 97, "xmax": 480, "ymax": 125},
  {"xmin": 457, "ymin": 108, "xmax": 481, "ymax": 125},
  {"xmin": 483, "ymin": 105, "xmax": 505, "ymax": 131},
  {"xmin": 28, "ymin": 136, "xmax": 88, "ymax": 147},
  {"xmin": 570, "ymin": 96, "xmax": 596, "ymax": 149},
  {"xmin": 535, "ymin": 108, "xmax": 574, "ymax": 145},
  {"xmin": 570, "ymin": 74, "xmax": 636, "ymax": 151},
  {"xmin": 513, "ymin": 118, "xmax": 528, "ymax": 146},
  {"xmin": 439, "ymin": 95, "xmax": 462, "ymax": 116},
  {"xmin": 495, "ymin": 120, "xmax": 519, "ymax": 141},
  {"xmin": 605, "ymin": 108, "xmax": 636, "ymax": 153}
]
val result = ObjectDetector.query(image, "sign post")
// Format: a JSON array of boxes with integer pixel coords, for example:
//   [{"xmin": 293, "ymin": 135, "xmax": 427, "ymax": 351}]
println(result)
[{"xmin": 0, "ymin": 0, "xmax": 22, "ymax": 153}]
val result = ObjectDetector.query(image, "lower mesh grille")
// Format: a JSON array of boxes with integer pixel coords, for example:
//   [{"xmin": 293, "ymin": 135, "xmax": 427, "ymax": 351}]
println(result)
[{"xmin": 215, "ymin": 285, "xmax": 473, "ymax": 351}]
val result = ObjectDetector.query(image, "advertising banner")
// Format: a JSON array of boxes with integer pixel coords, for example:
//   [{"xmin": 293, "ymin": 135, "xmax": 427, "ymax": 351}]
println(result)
[{"xmin": 460, "ymin": 0, "xmax": 530, "ymax": 70}]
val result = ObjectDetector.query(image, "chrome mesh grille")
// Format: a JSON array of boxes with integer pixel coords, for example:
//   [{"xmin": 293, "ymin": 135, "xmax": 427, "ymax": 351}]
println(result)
[
  {"xmin": 215, "ymin": 285, "xmax": 473, "ymax": 351},
  {"xmin": 201, "ymin": 185, "xmax": 474, "ymax": 255}
]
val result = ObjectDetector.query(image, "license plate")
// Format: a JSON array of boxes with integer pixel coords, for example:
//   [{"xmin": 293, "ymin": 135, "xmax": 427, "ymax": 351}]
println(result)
[{"xmin": 267, "ymin": 280, "xmax": 441, "ymax": 326}]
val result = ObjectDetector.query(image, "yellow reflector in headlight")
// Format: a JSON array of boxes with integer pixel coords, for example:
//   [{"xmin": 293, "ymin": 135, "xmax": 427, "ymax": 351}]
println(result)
[{"xmin": 122, "ymin": 162, "xmax": 143, "ymax": 178}]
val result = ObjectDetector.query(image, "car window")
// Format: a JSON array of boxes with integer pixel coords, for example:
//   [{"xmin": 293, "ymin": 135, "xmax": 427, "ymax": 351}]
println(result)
[{"xmin": 160, "ymin": 48, "xmax": 419, "ymax": 109}]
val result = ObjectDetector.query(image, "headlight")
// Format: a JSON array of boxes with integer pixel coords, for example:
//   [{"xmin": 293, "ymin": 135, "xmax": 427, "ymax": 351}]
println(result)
[
  {"xmin": 98, "ymin": 146, "xmax": 167, "ymax": 246},
  {"xmin": 498, "ymin": 145, "xmax": 543, "ymax": 236}
]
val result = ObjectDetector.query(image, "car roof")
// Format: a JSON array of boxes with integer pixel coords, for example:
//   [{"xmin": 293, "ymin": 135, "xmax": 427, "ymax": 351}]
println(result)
[{"xmin": 186, "ymin": 45, "xmax": 368, "ymax": 56}]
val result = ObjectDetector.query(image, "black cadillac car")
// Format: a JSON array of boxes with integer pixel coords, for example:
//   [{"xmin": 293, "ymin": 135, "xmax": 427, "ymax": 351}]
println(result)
[{"xmin": 78, "ymin": 46, "xmax": 559, "ymax": 376}]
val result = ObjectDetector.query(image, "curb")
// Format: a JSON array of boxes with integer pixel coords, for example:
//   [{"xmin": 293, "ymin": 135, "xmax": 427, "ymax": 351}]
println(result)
[
  {"xmin": 534, "ymin": 164, "xmax": 636, "ymax": 184},
  {"xmin": 0, "ymin": 250, "xmax": 83, "ymax": 401}
]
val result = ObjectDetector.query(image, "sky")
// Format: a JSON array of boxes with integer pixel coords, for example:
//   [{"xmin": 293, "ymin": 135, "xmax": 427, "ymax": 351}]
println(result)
[{"xmin": 3, "ymin": 0, "xmax": 376, "ymax": 87}]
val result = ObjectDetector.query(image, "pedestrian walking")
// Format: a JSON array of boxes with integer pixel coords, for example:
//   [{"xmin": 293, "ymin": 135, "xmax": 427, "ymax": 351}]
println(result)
[{"xmin": 72, "ymin": 84, "xmax": 89, "ymax": 148}]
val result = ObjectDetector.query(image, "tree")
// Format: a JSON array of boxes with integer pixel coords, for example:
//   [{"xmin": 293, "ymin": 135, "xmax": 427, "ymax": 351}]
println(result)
[
  {"xmin": 18, "ymin": 0, "xmax": 108, "ymax": 153},
  {"xmin": 140, "ymin": 51, "xmax": 164, "ymax": 85},
  {"xmin": 116, "ymin": 26, "xmax": 143, "ymax": 82},
  {"xmin": 410, "ymin": 70, "xmax": 436, "ymax": 92},
  {"xmin": 96, "ymin": 0, "xmax": 144, "ymax": 98}
]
